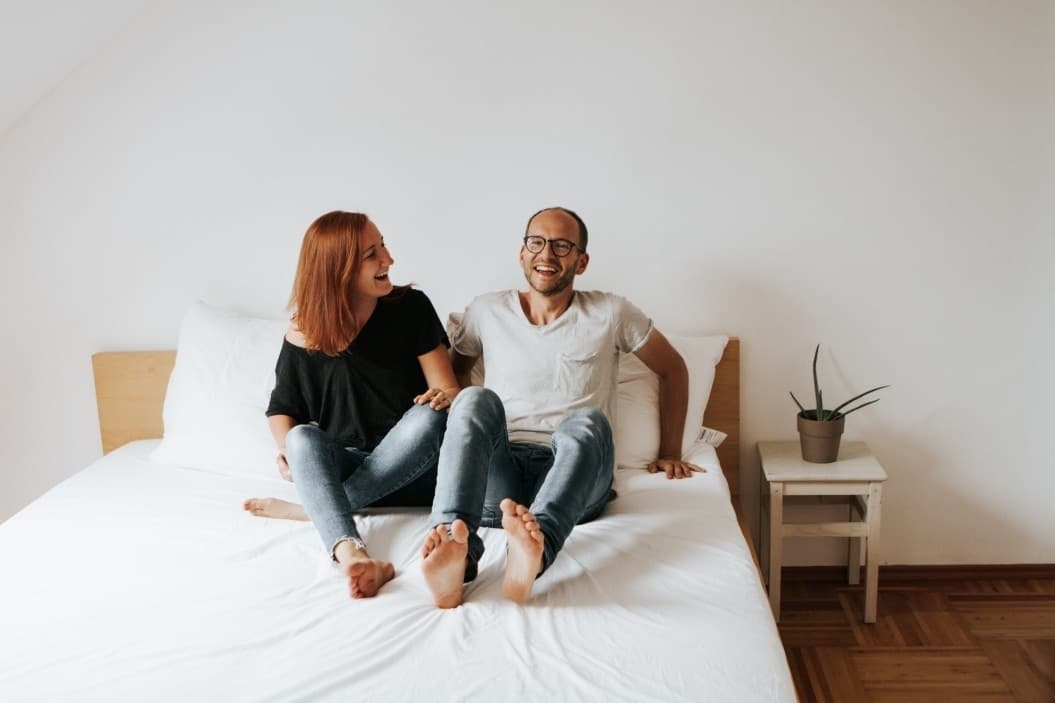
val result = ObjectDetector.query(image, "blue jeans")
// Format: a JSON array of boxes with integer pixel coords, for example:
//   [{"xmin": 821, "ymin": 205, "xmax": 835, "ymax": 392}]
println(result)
[
  {"xmin": 427, "ymin": 387, "xmax": 505, "ymax": 580},
  {"xmin": 286, "ymin": 403, "xmax": 446, "ymax": 559},
  {"xmin": 429, "ymin": 387, "xmax": 615, "ymax": 576}
]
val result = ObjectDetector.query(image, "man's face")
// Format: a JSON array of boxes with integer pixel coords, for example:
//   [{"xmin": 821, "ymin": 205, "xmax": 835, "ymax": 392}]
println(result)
[{"xmin": 519, "ymin": 210, "xmax": 588, "ymax": 296}]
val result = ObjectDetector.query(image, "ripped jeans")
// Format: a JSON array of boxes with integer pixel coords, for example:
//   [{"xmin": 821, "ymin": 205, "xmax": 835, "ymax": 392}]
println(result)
[{"xmin": 285, "ymin": 403, "xmax": 446, "ymax": 559}]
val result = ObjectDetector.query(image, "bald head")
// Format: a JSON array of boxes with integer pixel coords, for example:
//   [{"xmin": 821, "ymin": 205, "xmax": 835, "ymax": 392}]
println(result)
[{"xmin": 525, "ymin": 207, "xmax": 588, "ymax": 252}]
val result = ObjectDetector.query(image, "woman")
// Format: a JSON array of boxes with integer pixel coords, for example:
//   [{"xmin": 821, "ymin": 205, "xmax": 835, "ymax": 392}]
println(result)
[{"xmin": 244, "ymin": 210, "xmax": 465, "ymax": 600}]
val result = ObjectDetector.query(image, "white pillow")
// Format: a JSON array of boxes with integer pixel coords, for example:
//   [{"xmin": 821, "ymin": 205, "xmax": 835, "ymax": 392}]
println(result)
[
  {"xmin": 150, "ymin": 302, "xmax": 288, "ymax": 479},
  {"xmin": 614, "ymin": 334, "xmax": 729, "ymax": 470},
  {"xmin": 446, "ymin": 312, "xmax": 484, "ymax": 385}
]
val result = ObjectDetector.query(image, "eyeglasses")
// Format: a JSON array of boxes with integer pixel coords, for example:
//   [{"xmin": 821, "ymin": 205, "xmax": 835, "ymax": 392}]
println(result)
[{"xmin": 522, "ymin": 235, "xmax": 584, "ymax": 257}]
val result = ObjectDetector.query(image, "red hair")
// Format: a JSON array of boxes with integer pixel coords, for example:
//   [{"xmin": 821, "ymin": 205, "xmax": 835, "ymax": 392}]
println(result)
[{"xmin": 289, "ymin": 211, "xmax": 370, "ymax": 356}]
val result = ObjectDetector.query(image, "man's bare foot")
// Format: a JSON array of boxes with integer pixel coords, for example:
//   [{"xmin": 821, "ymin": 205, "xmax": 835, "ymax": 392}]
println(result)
[
  {"xmin": 243, "ymin": 497, "xmax": 309, "ymax": 521},
  {"xmin": 421, "ymin": 519, "xmax": 470, "ymax": 609},
  {"xmin": 500, "ymin": 498, "xmax": 544, "ymax": 603},
  {"xmin": 343, "ymin": 559, "xmax": 396, "ymax": 599}
]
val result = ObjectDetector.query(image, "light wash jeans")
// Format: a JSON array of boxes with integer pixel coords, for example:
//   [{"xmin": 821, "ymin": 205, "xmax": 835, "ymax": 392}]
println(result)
[
  {"xmin": 429, "ymin": 386, "xmax": 615, "ymax": 576},
  {"xmin": 286, "ymin": 403, "xmax": 446, "ymax": 559}
]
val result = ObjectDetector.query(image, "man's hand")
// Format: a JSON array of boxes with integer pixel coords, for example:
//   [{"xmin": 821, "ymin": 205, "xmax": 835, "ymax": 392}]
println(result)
[
  {"xmin": 647, "ymin": 458, "xmax": 705, "ymax": 480},
  {"xmin": 277, "ymin": 451, "xmax": 292, "ymax": 482}
]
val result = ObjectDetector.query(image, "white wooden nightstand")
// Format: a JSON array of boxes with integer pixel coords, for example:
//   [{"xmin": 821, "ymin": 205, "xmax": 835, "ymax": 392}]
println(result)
[{"xmin": 757, "ymin": 441, "xmax": 888, "ymax": 623}]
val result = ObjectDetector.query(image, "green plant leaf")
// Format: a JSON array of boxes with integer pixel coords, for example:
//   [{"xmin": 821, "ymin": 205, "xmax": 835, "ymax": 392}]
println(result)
[
  {"xmin": 831, "ymin": 385, "xmax": 890, "ymax": 415},
  {"xmin": 812, "ymin": 344, "xmax": 822, "ymax": 420},
  {"xmin": 840, "ymin": 398, "xmax": 882, "ymax": 416},
  {"xmin": 789, "ymin": 391, "xmax": 805, "ymax": 413}
]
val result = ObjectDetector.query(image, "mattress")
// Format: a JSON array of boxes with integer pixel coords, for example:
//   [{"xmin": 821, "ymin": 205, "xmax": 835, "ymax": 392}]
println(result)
[{"xmin": 0, "ymin": 440, "xmax": 794, "ymax": 702}]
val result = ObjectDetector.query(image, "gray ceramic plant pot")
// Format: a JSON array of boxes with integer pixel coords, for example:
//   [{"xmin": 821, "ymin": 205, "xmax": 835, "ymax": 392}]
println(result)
[{"xmin": 797, "ymin": 412, "xmax": 845, "ymax": 463}]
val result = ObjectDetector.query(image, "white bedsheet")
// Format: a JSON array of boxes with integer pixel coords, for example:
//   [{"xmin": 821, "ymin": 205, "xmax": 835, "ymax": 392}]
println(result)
[{"xmin": 0, "ymin": 441, "xmax": 794, "ymax": 702}]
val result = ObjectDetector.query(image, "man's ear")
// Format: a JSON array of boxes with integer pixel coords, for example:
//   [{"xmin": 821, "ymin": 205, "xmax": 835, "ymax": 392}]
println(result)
[{"xmin": 576, "ymin": 252, "xmax": 589, "ymax": 275}]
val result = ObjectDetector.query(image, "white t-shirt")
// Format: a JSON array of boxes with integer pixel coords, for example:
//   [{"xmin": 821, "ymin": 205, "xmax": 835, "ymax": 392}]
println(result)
[{"xmin": 452, "ymin": 290, "xmax": 653, "ymax": 445}]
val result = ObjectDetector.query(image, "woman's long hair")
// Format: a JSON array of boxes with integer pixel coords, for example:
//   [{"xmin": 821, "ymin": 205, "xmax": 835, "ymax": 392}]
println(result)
[{"xmin": 289, "ymin": 211, "xmax": 371, "ymax": 356}]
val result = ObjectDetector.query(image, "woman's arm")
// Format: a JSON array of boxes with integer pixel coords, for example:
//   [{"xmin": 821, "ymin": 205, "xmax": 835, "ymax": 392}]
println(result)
[
  {"xmin": 415, "ymin": 344, "xmax": 462, "ymax": 411},
  {"xmin": 268, "ymin": 414, "xmax": 297, "ymax": 481}
]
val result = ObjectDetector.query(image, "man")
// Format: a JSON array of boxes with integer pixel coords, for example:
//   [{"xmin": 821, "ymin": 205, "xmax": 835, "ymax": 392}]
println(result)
[{"xmin": 420, "ymin": 206, "xmax": 701, "ymax": 607}]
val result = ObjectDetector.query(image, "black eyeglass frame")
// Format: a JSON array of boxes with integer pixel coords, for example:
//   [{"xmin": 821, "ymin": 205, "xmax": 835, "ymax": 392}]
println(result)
[{"xmin": 522, "ymin": 235, "xmax": 586, "ymax": 257}]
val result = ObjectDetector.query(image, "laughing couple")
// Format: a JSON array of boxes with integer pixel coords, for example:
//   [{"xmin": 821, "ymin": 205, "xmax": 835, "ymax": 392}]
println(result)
[{"xmin": 244, "ymin": 206, "xmax": 701, "ymax": 607}]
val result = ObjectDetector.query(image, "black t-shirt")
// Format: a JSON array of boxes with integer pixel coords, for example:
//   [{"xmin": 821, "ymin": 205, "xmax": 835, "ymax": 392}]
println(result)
[{"xmin": 266, "ymin": 289, "xmax": 449, "ymax": 450}]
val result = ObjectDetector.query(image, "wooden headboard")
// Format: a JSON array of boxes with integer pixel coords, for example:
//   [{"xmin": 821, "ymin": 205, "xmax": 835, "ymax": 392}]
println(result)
[
  {"xmin": 91, "ymin": 338, "xmax": 741, "ymax": 495},
  {"xmin": 704, "ymin": 337, "xmax": 740, "ymax": 496}
]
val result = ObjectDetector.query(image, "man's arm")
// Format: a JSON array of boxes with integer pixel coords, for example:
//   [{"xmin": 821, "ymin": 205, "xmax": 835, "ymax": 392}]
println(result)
[{"xmin": 632, "ymin": 328, "xmax": 704, "ymax": 480}]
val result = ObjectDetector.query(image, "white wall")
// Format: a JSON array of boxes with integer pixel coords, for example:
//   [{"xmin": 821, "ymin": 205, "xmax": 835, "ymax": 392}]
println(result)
[
  {"xmin": 1, "ymin": 0, "xmax": 1051, "ymax": 565},
  {"xmin": 0, "ymin": 0, "xmax": 150, "ymax": 134}
]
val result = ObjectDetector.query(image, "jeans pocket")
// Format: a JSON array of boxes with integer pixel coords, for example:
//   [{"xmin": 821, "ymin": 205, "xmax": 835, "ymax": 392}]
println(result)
[{"xmin": 553, "ymin": 350, "xmax": 598, "ymax": 394}]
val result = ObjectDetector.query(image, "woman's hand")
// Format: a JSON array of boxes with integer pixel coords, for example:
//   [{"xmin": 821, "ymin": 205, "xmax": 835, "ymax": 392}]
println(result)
[
  {"xmin": 417, "ymin": 344, "xmax": 460, "ymax": 412},
  {"xmin": 414, "ymin": 387, "xmax": 455, "ymax": 411}
]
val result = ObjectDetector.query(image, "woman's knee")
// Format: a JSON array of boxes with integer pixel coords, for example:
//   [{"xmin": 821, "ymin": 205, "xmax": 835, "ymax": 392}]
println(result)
[
  {"xmin": 401, "ymin": 402, "xmax": 449, "ymax": 434},
  {"xmin": 284, "ymin": 424, "xmax": 330, "ymax": 481},
  {"xmin": 284, "ymin": 423, "xmax": 324, "ymax": 457}
]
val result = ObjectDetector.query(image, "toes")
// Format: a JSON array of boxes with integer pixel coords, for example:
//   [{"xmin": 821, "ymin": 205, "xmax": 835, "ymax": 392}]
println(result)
[
  {"xmin": 500, "ymin": 498, "xmax": 517, "ymax": 515},
  {"xmin": 421, "ymin": 532, "xmax": 440, "ymax": 558},
  {"xmin": 450, "ymin": 519, "xmax": 469, "ymax": 543},
  {"xmin": 346, "ymin": 561, "xmax": 381, "ymax": 599}
]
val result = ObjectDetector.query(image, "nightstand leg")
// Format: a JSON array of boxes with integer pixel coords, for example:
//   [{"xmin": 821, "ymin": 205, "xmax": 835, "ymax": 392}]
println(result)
[
  {"xmin": 759, "ymin": 481, "xmax": 769, "ymax": 586},
  {"xmin": 768, "ymin": 482, "xmax": 784, "ymax": 622},
  {"xmin": 848, "ymin": 502, "xmax": 861, "ymax": 586},
  {"xmin": 864, "ymin": 483, "xmax": 882, "ymax": 623}
]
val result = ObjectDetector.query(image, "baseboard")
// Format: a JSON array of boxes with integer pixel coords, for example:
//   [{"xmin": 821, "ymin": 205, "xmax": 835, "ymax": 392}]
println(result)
[{"xmin": 783, "ymin": 564, "xmax": 1055, "ymax": 582}]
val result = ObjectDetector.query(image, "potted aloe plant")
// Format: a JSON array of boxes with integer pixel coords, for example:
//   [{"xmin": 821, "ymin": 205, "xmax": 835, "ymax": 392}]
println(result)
[{"xmin": 790, "ymin": 345, "xmax": 888, "ymax": 463}]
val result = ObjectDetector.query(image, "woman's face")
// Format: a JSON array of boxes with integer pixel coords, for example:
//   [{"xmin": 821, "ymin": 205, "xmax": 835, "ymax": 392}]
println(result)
[{"xmin": 353, "ymin": 219, "xmax": 395, "ymax": 298}]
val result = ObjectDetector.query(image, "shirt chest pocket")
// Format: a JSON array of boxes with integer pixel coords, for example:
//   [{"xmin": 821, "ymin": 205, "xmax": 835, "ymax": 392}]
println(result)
[{"xmin": 554, "ymin": 350, "xmax": 599, "ymax": 395}]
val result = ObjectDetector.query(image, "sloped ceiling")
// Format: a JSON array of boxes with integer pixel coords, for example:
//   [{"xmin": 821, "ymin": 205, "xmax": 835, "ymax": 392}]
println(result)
[{"xmin": 0, "ymin": 0, "xmax": 151, "ymax": 137}]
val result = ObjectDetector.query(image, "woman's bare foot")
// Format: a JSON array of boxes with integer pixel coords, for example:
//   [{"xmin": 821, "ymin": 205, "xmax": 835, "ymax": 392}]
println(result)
[
  {"xmin": 500, "ymin": 498, "xmax": 544, "ymax": 603},
  {"xmin": 243, "ymin": 497, "xmax": 309, "ymax": 521},
  {"xmin": 334, "ymin": 539, "xmax": 395, "ymax": 599},
  {"xmin": 343, "ymin": 559, "xmax": 395, "ymax": 599},
  {"xmin": 421, "ymin": 519, "xmax": 469, "ymax": 609}
]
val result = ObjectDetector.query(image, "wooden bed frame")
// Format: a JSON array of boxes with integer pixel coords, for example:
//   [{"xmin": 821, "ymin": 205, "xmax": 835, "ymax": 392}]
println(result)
[{"xmin": 91, "ymin": 338, "xmax": 743, "ymax": 499}]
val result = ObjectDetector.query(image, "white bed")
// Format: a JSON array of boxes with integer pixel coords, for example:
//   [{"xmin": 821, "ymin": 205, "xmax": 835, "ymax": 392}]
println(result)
[
  {"xmin": 0, "ymin": 303, "xmax": 795, "ymax": 701},
  {"xmin": 0, "ymin": 440, "xmax": 793, "ymax": 702}
]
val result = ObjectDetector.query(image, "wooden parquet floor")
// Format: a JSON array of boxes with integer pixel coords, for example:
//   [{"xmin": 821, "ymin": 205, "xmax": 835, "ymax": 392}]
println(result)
[{"xmin": 778, "ymin": 569, "xmax": 1055, "ymax": 702}]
